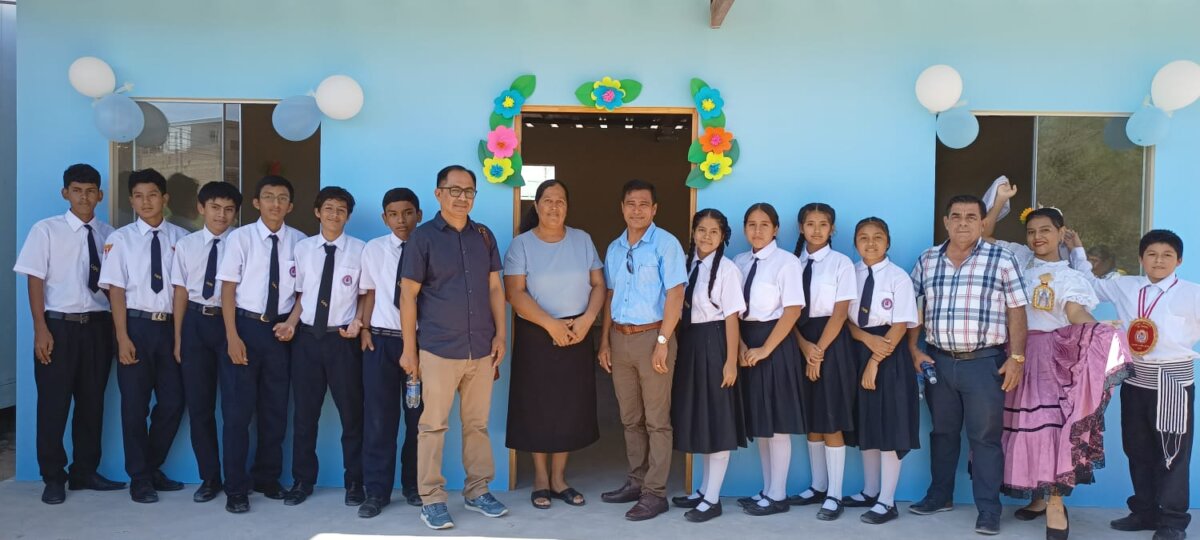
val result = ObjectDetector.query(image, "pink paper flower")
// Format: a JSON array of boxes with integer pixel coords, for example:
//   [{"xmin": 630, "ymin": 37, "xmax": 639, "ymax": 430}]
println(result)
[{"xmin": 487, "ymin": 125, "xmax": 518, "ymax": 158}]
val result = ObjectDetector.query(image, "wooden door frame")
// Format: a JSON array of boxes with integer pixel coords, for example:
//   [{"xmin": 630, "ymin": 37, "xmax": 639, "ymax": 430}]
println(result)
[{"xmin": 507, "ymin": 105, "xmax": 700, "ymax": 494}]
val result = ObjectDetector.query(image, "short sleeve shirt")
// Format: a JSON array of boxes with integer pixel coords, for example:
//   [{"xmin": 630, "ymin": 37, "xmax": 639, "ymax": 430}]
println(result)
[
  {"xmin": 603, "ymin": 223, "xmax": 688, "ymax": 325},
  {"xmin": 504, "ymin": 227, "xmax": 602, "ymax": 319}
]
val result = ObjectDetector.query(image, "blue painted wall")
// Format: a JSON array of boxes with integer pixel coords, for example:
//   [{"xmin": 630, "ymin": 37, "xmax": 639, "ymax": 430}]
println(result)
[{"xmin": 14, "ymin": 0, "xmax": 1200, "ymax": 508}]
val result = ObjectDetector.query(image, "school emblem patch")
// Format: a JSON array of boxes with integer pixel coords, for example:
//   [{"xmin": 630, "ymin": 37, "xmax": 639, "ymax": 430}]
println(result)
[
  {"xmin": 342, "ymin": 275, "xmax": 353, "ymax": 286},
  {"xmin": 289, "ymin": 265, "xmax": 297, "ymax": 277},
  {"xmin": 881, "ymin": 298, "xmax": 893, "ymax": 310}
]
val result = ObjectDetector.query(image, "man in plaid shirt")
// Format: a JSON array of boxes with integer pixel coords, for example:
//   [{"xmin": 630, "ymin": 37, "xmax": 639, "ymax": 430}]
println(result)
[{"xmin": 905, "ymin": 194, "xmax": 1028, "ymax": 536}]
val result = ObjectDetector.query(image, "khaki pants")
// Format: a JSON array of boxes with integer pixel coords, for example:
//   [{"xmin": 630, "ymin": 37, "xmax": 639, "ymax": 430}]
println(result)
[
  {"xmin": 416, "ymin": 350, "xmax": 495, "ymax": 504},
  {"xmin": 609, "ymin": 329, "xmax": 677, "ymax": 497}
]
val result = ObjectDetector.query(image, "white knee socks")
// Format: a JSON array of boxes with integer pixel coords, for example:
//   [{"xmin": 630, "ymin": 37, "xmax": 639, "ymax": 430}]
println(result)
[
  {"xmin": 875, "ymin": 451, "xmax": 902, "ymax": 511},
  {"xmin": 699, "ymin": 451, "xmax": 730, "ymax": 508},
  {"xmin": 767, "ymin": 435, "xmax": 791, "ymax": 502},
  {"xmin": 822, "ymin": 445, "xmax": 846, "ymax": 511},
  {"xmin": 806, "ymin": 440, "xmax": 828, "ymax": 494},
  {"xmin": 860, "ymin": 449, "xmax": 881, "ymax": 498},
  {"xmin": 757, "ymin": 437, "xmax": 772, "ymax": 500}
]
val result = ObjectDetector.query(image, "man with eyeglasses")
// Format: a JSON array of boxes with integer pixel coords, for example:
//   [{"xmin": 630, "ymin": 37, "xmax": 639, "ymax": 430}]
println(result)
[
  {"xmin": 399, "ymin": 165, "xmax": 508, "ymax": 530},
  {"xmin": 597, "ymin": 179, "xmax": 687, "ymax": 521}
]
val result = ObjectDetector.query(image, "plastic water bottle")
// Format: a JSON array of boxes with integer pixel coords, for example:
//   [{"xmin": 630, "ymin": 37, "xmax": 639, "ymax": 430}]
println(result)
[
  {"xmin": 921, "ymin": 361, "xmax": 938, "ymax": 385},
  {"xmin": 405, "ymin": 375, "xmax": 422, "ymax": 409}
]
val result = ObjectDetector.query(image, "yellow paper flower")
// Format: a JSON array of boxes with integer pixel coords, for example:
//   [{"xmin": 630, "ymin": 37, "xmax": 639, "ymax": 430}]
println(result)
[
  {"xmin": 1019, "ymin": 207, "xmax": 1034, "ymax": 223},
  {"xmin": 700, "ymin": 152, "xmax": 733, "ymax": 181},
  {"xmin": 483, "ymin": 157, "xmax": 514, "ymax": 184}
]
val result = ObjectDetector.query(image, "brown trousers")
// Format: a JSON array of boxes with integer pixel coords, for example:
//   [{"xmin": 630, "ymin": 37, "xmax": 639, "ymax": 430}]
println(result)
[
  {"xmin": 416, "ymin": 350, "xmax": 495, "ymax": 504},
  {"xmin": 609, "ymin": 328, "xmax": 677, "ymax": 497}
]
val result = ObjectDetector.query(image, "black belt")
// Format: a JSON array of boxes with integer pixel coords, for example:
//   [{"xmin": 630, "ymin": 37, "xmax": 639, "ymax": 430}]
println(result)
[
  {"xmin": 45, "ymin": 310, "xmax": 108, "ymax": 324},
  {"xmin": 370, "ymin": 327, "xmax": 403, "ymax": 338},
  {"xmin": 127, "ymin": 308, "xmax": 172, "ymax": 322},
  {"xmin": 187, "ymin": 302, "xmax": 222, "ymax": 317},
  {"xmin": 931, "ymin": 345, "xmax": 1004, "ymax": 360},
  {"xmin": 236, "ymin": 308, "xmax": 286, "ymax": 323},
  {"xmin": 300, "ymin": 323, "xmax": 344, "ymax": 334}
]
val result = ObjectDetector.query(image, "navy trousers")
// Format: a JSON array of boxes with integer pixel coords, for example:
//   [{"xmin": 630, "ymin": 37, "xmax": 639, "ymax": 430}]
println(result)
[
  {"xmin": 34, "ymin": 312, "xmax": 113, "ymax": 483},
  {"xmin": 117, "ymin": 317, "xmax": 184, "ymax": 482},
  {"xmin": 923, "ymin": 347, "xmax": 1006, "ymax": 518},
  {"xmin": 362, "ymin": 333, "xmax": 422, "ymax": 498},
  {"xmin": 290, "ymin": 328, "xmax": 363, "ymax": 487},
  {"xmin": 179, "ymin": 307, "xmax": 225, "ymax": 484},
  {"xmin": 1122, "ymin": 383, "xmax": 1194, "ymax": 531},
  {"xmin": 219, "ymin": 316, "xmax": 290, "ymax": 496}
]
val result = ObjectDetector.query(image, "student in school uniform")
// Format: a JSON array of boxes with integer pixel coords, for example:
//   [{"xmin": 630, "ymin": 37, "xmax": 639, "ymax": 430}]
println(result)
[
  {"xmin": 1073, "ymin": 229, "xmax": 1200, "ymax": 540},
  {"xmin": 732, "ymin": 202, "xmax": 806, "ymax": 517},
  {"xmin": 844, "ymin": 217, "xmax": 921, "ymax": 525},
  {"xmin": 170, "ymin": 181, "xmax": 242, "ymax": 504},
  {"xmin": 216, "ymin": 175, "xmax": 302, "ymax": 514},
  {"xmin": 14, "ymin": 163, "xmax": 125, "ymax": 504},
  {"xmin": 357, "ymin": 187, "xmax": 424, "ymax": 518},
  {"xmin": 97, "ymin": 168, "xmax": 189, "ymax": 504},
  {"xmin": 669, "ymin": 209, "xmax": 747, "ymax": 523},
  {"xmin": 787, "ymin": 203, "xmax": 859, "ymax": 521},
  {"xmin": 280, "ymin": 186, "xmax": 367, "ymax": 507}
]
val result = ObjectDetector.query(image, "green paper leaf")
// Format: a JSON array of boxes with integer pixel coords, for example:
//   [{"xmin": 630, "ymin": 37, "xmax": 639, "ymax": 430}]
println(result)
[
  {"xmin": 685, "ymin": 167, "xmax": 711, "ymax": 189},
  {"xmin": 477, "ymin": 140, "xmax": 490, "ymax": 165},
  {"xmin": 687, "ymin": 140, "xmax": 706, "ymax": 163},
  {"xmin": 701, "ymin": 112, "xmax": 726, "ymax": 129},
  {"xmin": 690, "ymin": 78, "xmax": 709, "ymax": 98},
  {"xmin": 505, "ymin": 172, "xmax": 525, "ymax": 188},
  {"xmin": 726, "ymin": 139, "xmax": 740, "ymax": 165},
  {"xmin": 510, "ymin": 74, "xmax": 536, "ymax": 99},
  {"xmin": 490, "ymin": 112, "xmax": 512, "ymax": 130},
  {"xmin": 575, "ymin": 82, "xmax": 596, "ymax": 107},
  {"xmin": 620, "ymin": 79, "xmax": 643, "ymax": 103},
  {"xmin": 510, "ymin": 151, "xmax": 524, "ymax": 176}
]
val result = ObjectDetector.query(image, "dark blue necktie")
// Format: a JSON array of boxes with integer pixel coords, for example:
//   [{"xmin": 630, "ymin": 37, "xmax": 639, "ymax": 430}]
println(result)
[
  {"xmin": 312, "ymin": 243, "xmax": 337, "ymax": 334},
  {"xmin": 202, "ymin": 238, "xmax": 220, "ymax": 300},
  {"xmin": 682, "ymin": 262, "xmax": 700, "ymax": 327},
  {"xmin": 84, "ymin": 224, "xmax": 101, "ymax": 293},
  {"xmin": 858, "ymin": 266, "xmax": 874, "ymax": 327},
  {"xmin": 393, "ymin": 241, "xmax": 406, "ymax": 309},
  {"xmin": 798, "ymin": 258, "xmax": 813, "ymax": 326},
  {"xmin": 265, "ymin": 234, "xmax": 280, "ymax": 320},
  {"xmin": 150, "ymin": 230, "xmax": 163, "ymax": 293},
  {"xmin": 742, "ymin": 258, "xmax": 758, "ymax": 305}
]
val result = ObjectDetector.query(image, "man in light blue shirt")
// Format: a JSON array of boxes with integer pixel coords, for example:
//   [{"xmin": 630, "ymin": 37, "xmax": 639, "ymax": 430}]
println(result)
[{"xmin": 597, "ymin": 179, "xmax": 687, "ymax": 521}]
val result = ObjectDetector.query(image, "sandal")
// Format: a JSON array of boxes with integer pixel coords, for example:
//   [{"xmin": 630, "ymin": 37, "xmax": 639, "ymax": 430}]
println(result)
[
  {"xmin": 531, "ymin": 489, "xmax": 553, "ymax": 510},
  {"xmin": 551, "ymin": 487, "xmax": 586, "ymax": 506}
]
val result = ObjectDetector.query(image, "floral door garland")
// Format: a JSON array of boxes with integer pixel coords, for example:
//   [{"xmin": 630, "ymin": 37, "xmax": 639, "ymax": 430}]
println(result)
[
  {"xmin": 575, "ymin": 76, "xmax": 643, "ymax": 111},
  {"xmin": 686, "ymin": 78, "xmax": 739, "ymax": 188},
  {"xmin": 479, "ymin": 74, "xmax": 536, "ymax": 187}
]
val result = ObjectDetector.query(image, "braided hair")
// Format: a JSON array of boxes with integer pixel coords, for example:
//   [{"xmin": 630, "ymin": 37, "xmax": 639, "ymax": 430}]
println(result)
[
  {"xmin": 794, "ymin": 202, "xmax": 837, "ymax": 256},
  {"xmin": 686, "ymin": 208, "xmax": 732, "ymax": 311}
]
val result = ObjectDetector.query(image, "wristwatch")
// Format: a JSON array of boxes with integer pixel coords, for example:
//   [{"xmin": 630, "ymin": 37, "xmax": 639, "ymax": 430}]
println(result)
[
  {"xmin": 656, "ymin": 334, "xmax": 668, "ymax": 345},
  {"xmin": 1010, "ymin": 354, "xmax": 1025, "ymax": 364}
]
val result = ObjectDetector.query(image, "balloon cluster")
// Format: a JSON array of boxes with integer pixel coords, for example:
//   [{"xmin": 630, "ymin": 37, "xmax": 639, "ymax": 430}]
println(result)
[
  {"xmin": 915, "ymin": 65, "xmax": 978, "ymax": 149},
  {"xmin": 69, "ymin": 57, "xmax": 149, "ymax": 143},
  {"xmin": 272, "ymin": 75, "xmax": 364, "ymax": 141},
  {"xmin": 1125, "ymin": 60, "xmax": 1200, "ymax": 146}
]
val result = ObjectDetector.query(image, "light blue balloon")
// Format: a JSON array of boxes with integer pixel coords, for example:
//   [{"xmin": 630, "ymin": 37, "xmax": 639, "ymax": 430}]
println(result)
[
  {"xmin": 936, "ymin": 106, "xmax": 979, "ymax": 149},
  {"xmin": 92, "ymin": 93, "xmax": 145, "ymax": 143},
  {"xmin": 272, "ymin": 95, "xmax": 322, "ymax": 142},
  {"xmin": 1125, "ymin": 104, "xmax": 1170, "ymax": 147}
]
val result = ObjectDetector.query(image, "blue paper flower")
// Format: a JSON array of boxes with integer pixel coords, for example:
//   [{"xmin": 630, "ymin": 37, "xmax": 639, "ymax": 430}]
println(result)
[
  {"xmin": 591, "ymin": 77, "xmax": 626, "ymax": 111},
  {"xmin": 695, "ymin": 87, "xmax": 724, "ymax": 120},
  {"xmin": 493, "ymin": 89, "xmax": 526, "ymax": 119}
]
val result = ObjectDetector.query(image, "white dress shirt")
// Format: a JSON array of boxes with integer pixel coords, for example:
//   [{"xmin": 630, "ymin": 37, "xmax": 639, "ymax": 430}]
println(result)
[
  {"xmin": 1087, "ymin": 272, "xmax": 1200, "ymax": 363},
  {"xmin": 171, "ymin": 225, "xmax": 234, "ymax": 307},
  {"xmin": 293, "ymin": 232, "xmax": 365, "ymax": 327},
  {"xmin": 13, "ymin": 210, "xmax": 114, "ymax": 313},
  {"xmin": 849, "ymin": 258, "xmax": 919, "ymax": 329},
  {"xmin": 359, "ymin": 233, "xmax": 407, "ymax": 331},
  {"xmin": 1022, "ymin": 258, "xmax": 1098, "ymax": 332},
  {"xmin": 797, "ymin": 244, "xmax": 858, "ymax": 317},
  {"xmin": 687, "ymin": 251, "xmax": 746, "ymax": 324},
  {"xmin": 97, "ymin": 218, "xmax": 187, "ymax": 313},
  {"xmin": 216, "ymin": 219, "xmax": 301, "ymax": 315},
  {"xmin": 734, "ymin": 240, "xmax": 806, "ymax": 322}
]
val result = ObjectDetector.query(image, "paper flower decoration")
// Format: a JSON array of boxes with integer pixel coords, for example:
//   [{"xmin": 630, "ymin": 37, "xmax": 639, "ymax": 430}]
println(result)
[
  {"xmin": 493, "ymin": 89, "xmax": 526, "ymax": 119},
  {"xmin": 483, "ymin": 157, "xmax": 514, "ymax": 184},
  {"xmin": 695, "ymin": 87, "xmax": 725, "ymax": 120},
  {"xmin": 576, "ymin": 76, "xmax": 643, "ymax": 110},
  {"xmin": 487, "ymin": 125, "xmax": 518, "ymax": 158},
  {"xmin": 1019, "ymin": 207, "xmax": 1035, "ymax": 224},
  {"xmin": 700, "ymin": 152, "xmax": 733, "ymax": 181},
  {"xmin": 699, "ymin": 127, "xmax": 734, "ymax": 153}
]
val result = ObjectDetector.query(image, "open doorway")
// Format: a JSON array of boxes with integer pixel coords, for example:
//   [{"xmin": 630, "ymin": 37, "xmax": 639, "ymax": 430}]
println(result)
[{"xmin": 507, "ymin": 107, "xmax": 697, "ymax": 495}]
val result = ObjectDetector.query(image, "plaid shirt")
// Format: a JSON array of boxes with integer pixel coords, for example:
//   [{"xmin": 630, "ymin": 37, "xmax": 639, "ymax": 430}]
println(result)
[{"xmin": 910, "ymin": 239, "xmax": 1028, "ymax": 353}]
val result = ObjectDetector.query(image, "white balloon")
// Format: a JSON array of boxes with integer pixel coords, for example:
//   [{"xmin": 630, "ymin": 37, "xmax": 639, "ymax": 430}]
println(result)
[
  {"xmin": 1151, "ymin": 60, "xmax": 1200, "ymax": 113},
  {"xmin": 314, "ymin": 75, "xmax": 364, "ymax": 120},
  {"xmin": 68, "ymin": 56, "xmax": 117, "ymax": 98},
  {"xmin": 915, "ymin": 64, "xmax": 963, "ymax": 114}
]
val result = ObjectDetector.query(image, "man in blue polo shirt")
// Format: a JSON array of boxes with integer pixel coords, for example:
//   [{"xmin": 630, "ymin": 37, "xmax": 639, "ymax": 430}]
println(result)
[
  {"xmin": 597, "ymin": 179, "xmax": 687, "ymax": 521},
  {"xmin": 400, "ymin": 165, "xmax": 508, "ymax": 530}
]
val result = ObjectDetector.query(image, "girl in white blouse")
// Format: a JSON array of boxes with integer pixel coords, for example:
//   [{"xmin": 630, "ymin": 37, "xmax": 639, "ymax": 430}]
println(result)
[{"xmin": 732, "ymin": 203, "xmax": 806, "ymax": 517}]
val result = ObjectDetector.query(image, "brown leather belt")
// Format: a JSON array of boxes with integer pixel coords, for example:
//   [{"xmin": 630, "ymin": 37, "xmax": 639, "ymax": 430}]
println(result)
[{"xmin": 612, "ymin": 321, "xmax": 662, "ymax": 335}]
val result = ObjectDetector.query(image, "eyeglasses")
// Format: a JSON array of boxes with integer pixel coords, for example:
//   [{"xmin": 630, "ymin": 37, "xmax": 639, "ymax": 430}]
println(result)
[
  {"xmin": 439, "ymin": 187, "xmax": 478, "ymax": 200},
  {"xmin": 625, "ymin": 248, "xmax": 634, "ymax": 274},
  {"xmin": 259, "ymin": 194, "xmax": 291, "ymax": 204}
]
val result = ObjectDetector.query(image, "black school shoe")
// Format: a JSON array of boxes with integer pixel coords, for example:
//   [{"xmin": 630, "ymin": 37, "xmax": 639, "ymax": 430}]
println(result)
[
  {"xmin": 151, "ymin": 470, "xmax": 184, "ymax": 491},
  {"xmin": 403, "ymin": 487, "xmax": 423, "ymax": 507},
  {"xmin": 843, "ymin": 491, "xmax": 879, "ymax": 508},
  {"xmin": 41, "ymin": 481, "xmax": 66, "ymax": 505},
  {"xmin": 1110, "ymin": 513, "xmax": 1158, "ymax": 532},
  {"xmin": 225, "ymin": 493, "xmax": 250, "ymax": 514},
  {"xmin": 672, "ymin": 491, "xmax": 704, "ymax": 509},
  {"xmin": 68, "ymin": 472, "xmax": 126, "ymax": 491},
  {"xmin": 786, "ymin": 487, "xmax": 827, "ymax": 506},
  {"xmin": 358, "ymin": 495, "xmax": 389, "ymax": 518},
  {"xmin": 345, "ymin": 481, "xmax": 366, "ymax": 506},
  {"xmin": 283, "ymin": 482, "xmax": 313, "ymax": 506},
  {"xmin": 736, "ymin": 491, "xmax": 765, "ymax": 508},
  {"xmin": 130, "ymin": 480, "xmax": 159, "ymax": 504},
  {"xmin": 193, "ymin": 480, "xmax": 223, "ymax": 502},
  {"xmin": 743, "ymin": 496, "xmax": 789, "ymax": 516},
  {"xmin": 861, "ymin": 504, "xmax": 898, "ymax": 525},
  {"xmin": 685, "ymin": 501, "xmax": 723, "ymax": 522},
  {"xmin": 254, "ymin": 481, "xmax": 286, "ymax": 500},
  {"xmin": 816, "ymin": 497, "xmax": 844, "ymax": 521},
  {"xmin": 1153, "ymin": 527, "xmax": 1186, "ymax": 540}
]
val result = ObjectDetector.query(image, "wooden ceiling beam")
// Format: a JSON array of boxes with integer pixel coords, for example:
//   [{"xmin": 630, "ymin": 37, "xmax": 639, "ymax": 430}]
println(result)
[{"xmin": 710, "ymin": 0, "xmax": 734, "ymax": 29}]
